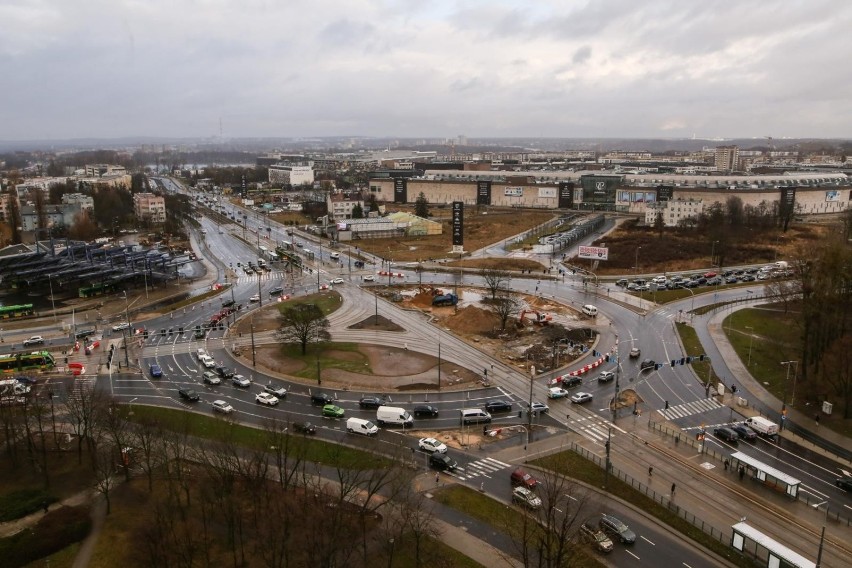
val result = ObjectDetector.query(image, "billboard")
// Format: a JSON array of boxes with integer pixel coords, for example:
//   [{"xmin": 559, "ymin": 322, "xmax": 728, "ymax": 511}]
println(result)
[
  {"xmin": 538, "ymin": 187, "xmax": 557, "ymax": 198},
  {"xmin": 393, "ymin": 178, "xmax": 407, "ymax": 203},
  {"xmin": 825, "ymin": 190, "xmax": 841, "ymax": 202},
  {"xmin": 451, "ymin": 201, "xmax": 464, "ymax": 246},
  {"xmin": 241, "ymin": 175, "xmax": 247, "ymax": 197},
  {"xmin": 579, "ymin": 174, "xmax": 623, "ymax": 204},
  {"xmin": 779, "ymin": 186, "xmax": 796, "ymax": 215},
  {"xmin": 657, "ymin": 185, "xmax": 674, "ymax": 201},
  {"xmin": 558, "ymin": 182, "xmax": 575, "ymax": 208},
  {"xmin": 578, "ymin": 246, "xmax": 609, "ymax": 260},
  {"xmin": 504, "ymin": 187, "xmax": 524, "ymax": 197},
  {"xmin": 476, "ymin": 181, "xmax": 491, "ymax": 205}
]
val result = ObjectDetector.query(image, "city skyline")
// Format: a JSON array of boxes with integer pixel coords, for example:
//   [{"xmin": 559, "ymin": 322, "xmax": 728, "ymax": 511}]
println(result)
[{"xmin": 1, "ymin": 0, "xmax": 850, "ymax": 141}]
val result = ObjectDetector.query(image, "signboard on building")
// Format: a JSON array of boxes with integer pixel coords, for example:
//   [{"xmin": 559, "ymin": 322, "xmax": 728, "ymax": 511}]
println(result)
[
  {"xmin": 504, "ymin": 187, "xmax": 523, "ymax": 197},
  {"xmin": 538, "ymin": 187, "xmax": 557, "ymax": 198},
  {"xmin": 241, "ymin": 175, "xmax": 247, "ymax": 197},
  {"xmin": 657, "ymin": 185, "xmax": 674, "ymax": 201},
  {"xmin": 779, "ymin": 187, "xmax": 796, "ymax": 215},
  {"xmin": 451, "ymin": 201, "xmax": 464, "ymax": 247},
  {"xmin": 393, "ymin": 178, "xmax": 407, "ymax": 203},
  {"xmin": 825, "ymin": 189, "xmax": 841, "ymax": 202},
  {"xmin": 579, "ymin": 174, "xmax": 623, "ymax": 204},
  {"xmin": 558, "ymin": 182, "xmax": 574, "ymax": 208},
  {"xmin": 578, "ymin": 246, "xmax": 609, "ymax": 260},
  {"xmin": 476, "ymin": 181, "xmax": 492, "ymax": 205}
]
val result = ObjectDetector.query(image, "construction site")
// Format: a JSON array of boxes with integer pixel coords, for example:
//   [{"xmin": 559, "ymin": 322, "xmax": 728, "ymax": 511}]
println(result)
[{"xmin": 393, "ymin": 284, "xmax": 601, "ymax": 379}]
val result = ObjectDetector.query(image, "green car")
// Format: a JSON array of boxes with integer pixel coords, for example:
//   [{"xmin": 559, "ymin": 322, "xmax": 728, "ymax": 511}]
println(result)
[{"xmin": 322, "ymin": 404, "xmax": 344, "ymax": 418}]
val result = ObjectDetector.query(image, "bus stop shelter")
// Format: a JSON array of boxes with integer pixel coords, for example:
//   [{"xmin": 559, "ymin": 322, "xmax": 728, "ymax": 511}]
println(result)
[
  {"xmin": 731, "ymin": 451, "xmax": 801, "ymax": 498},
  {"xmin": 731, "ymin": 522, "xmax": 814, "ymax": 568}
]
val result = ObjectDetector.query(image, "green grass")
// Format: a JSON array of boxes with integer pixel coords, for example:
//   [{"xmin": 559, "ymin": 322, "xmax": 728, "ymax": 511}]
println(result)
[
  {"xmin": 282, "ymin": 342, "xmax": 373, "ymax": 379},
  {"xmin": 532, "ymin": 452, "xmax": 760, "ymax": 568},
  {"xmin": 389, "ymin": 533, "xmax": 485, "ymax": 568},
  {"xmin": 674, "ymin": 322, "xmax": 714, "ymax": 384},
  {"xmin": 128, "ymin": 405, "xmax": 389, "ymax": 469},
  {"xmin": 0, "ymin": 489, "xmax": 58, "ymax": 522},
  {"xmin": 276, "ymin": 290, "xmax": 342, "ymax": 316}
]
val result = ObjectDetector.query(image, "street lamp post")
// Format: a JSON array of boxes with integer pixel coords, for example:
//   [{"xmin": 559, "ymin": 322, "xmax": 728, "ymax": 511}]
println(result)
[
  {"xmin": 634, "ymin": 246, "xmax": 641, "ymax": 276},
  {"xmin": 746, "ymin": 326, "xmax": 754, "ymax": 367},
  {"xmin": 47, "ymin": 274, "xmax": 57, "ymax": 322},
  {"xmin": 780, "ymin": 360, "xmax": 798, "ymax": 408},
  {"xmin": 812, "ymin": 501, "xmax": 828, "ymax": 568},
  {"xmin": 711, "ymin": 240, "xmax": 719, "ymax": 268},
  {"xmin": 527, "ymin": 365, "xmax": 536, "ymax": 449}
]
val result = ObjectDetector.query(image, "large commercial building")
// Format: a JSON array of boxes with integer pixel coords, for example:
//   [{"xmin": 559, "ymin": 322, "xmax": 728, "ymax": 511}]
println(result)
[
  {"xmin": 85, "ymin": 164, "xmax": 127, "ymax": 178},
  {"xmin": 714, "ymin": 146, "xmax": 740, "ymax": 173},
  {"xmin": 268, "ymin": 165, "xmax": 314, "ymax": 186}
]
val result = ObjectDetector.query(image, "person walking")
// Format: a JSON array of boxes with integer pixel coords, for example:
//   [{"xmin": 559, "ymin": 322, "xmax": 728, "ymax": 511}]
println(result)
[
  {"xmin": 648, "ymin": 466, "xmax": 653, "ymax": 477},
  {"xmin": 724, "ymin": 459, "xmax": 730, "ymax": 471},
  {"xmin": 815, "ymin": 414, "xmax": 820, "ymax": 429},
  {"xmin": 671, "ymin": 483, "xmax": 676, "ymax": 496},
  {"xmin": 739, "ymin": 466, "xmax": 745, "ymax": 481},
  {"xmin": 435, "ymin": 472, "xmax": 440, "ymax": 484}
]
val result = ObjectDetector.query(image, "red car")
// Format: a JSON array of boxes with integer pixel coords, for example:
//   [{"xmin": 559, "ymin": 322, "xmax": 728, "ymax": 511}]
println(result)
[
  {"xmin": 510, "ymin": 468, "xmax": 538, "ymax": 489},
  {"xmin": 703, "ymin": 271, "xmax": 717, "ymax": 278}
]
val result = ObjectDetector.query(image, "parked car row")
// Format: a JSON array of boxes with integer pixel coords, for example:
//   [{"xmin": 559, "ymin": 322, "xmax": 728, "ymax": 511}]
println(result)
[{"xmin": 615, "ymin": 262, "xmax": 791, "ymax": 292}]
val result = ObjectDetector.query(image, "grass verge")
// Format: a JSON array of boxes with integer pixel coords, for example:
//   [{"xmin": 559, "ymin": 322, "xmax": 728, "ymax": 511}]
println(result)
[
  {"xmin": 531, "ymin": 452, "xmax": 760, "ymax": 568},
  {"xmin": 674, "ymin": 322, "xmax": 714, "ymax": 384},
  {"xmin": 276, "ymin": 290, "xmax": 342, "ymax": 316},
  {"xmin": 128, "ymin": 405, "xmax": 389, "ymax": 469},
  {"xmin": 282, "ymin": 342, "xmax": 372, "ymax": 379}
]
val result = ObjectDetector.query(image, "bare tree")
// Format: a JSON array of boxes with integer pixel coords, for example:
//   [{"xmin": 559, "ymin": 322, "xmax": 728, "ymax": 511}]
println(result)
[
  {"xmin": 92, "ymin": 440, "xmax": 118, "ymax": 515},
  {"xmin": 482, "ymin": 269, "xmax": 510, "ymax": 300},
  {"xmin": 132, "ymin": 414, "xmax": 164, "ymax": 492},
  {"xmin": 64, "ymin": 382, "xmax": 107, "ymax": 465},
  {"xmin": 820, "ymin": 335, "xmax": 852, "ymax": 418},
  {"xmin": 103, "ymin": 399, "xmax": 134, "ymax": 482},
  {"xmin": 490, "ymin": 293, "xmax": 521, "ymax": 331},
  {"xmin": 277, "ymin": 303, "xmax": 330, "ymax": 355}
]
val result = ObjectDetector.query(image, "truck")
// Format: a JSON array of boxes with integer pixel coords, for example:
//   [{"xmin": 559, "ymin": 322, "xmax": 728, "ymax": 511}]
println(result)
[
  {"xmin": 432, "ymin": 293, "xmax": 458, "ymax": 307},
  {"xmin": 745, "ymin": 416, "xmax": 779, "ymax": 437}
]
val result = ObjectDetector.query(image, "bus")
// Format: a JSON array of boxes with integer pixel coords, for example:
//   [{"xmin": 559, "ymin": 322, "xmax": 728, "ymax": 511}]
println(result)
[
  {"xmin": 0, "ymin": 351, "xmax": 56, "ymax": 374},
  {"xmin": 78, "ymin": 282, "xmax": 120, "ymax": 298},
  {"xmin": 0, "ymin": 304, "xmax": 34, "ymax": 319}
]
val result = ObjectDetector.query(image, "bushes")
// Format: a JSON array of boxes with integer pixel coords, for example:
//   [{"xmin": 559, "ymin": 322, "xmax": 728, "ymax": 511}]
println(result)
[
  {"xmin": 0, "ymin": 505, "xmax": 91, "ymax": 568},
  {"xmin": 0, "ymin": 489, "xmax": 58, "ymax": 522}
]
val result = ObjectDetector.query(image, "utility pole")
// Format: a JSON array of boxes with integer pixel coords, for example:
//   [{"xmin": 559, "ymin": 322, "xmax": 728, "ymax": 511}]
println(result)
[
  {"xmin": 612, "ymin": 334, "xmax": 620, "ymax": 422},
  {"xmin": 604, "ymin": 427, "xmax": 612, "ymax": 488},
  {"xmin": 250, "ymin": 320, "xmax": 256, "ymax": 367},
  {"xmin": 437, "ymin": 336, "xmax": 442, "ymax": 390},
  {"xmin": 527, "ymin": 365, "xmax": 536, "ymax": 449},
  {"xmin": 257, "ymin": 272, "xmax": 263, "ymax": 307}
]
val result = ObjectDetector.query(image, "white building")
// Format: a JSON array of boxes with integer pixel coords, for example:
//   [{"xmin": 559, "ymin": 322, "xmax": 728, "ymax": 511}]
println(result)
[
  {"xmin": 85, "ymin": 164, "xmax": 127, "ymax": 178},
  {"xmin": 327, "ymin": 193, "xmax": 365, "ymax": 220},
  {"xmin": 269, "ymin": 165, "xmax": 314, "ymax": 186},
  {"xmin": 645, "ymin": 198, "xmax": 704, "ymax": 227}
]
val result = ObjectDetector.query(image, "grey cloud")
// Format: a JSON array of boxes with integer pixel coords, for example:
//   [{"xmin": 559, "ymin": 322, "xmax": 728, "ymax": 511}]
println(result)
[{"xmin": 572, "ymin": 46, "xmax": 591, "ymax": 64}]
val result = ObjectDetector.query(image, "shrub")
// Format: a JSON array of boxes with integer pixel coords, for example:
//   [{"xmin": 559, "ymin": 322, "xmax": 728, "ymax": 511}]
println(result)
[
  {"xmin": 0, "ymin": 489, "xmax": 58, "ymax": 522},
  {"xmin": 0, "ymin": 505, "xmax": 92, "ymax": 568}
]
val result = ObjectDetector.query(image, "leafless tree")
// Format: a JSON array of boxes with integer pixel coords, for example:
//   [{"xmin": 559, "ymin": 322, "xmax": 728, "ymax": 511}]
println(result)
[
  {"xmin": 277, "ymin": 303, "xmax": 331, "ymax": 355},
  {"xmin": 103, "ymin": 399, "xmax": 134, "ymax": 482},
  {"xmin": 490, "ymin": 293, "xmax": 521, "ymax": 331},
  {"xmin": 482, "ymin": 269, "xmax": 511, "ymax": 300},
  {"xmin": 132, "ymin": 414, "xmax": 164, "ymax": 492},
  {"xmin": 92, "ymin": 440, "xmax": 117, "ymax": 515},
  {"xmin": 64, "ymin": 381, "xmax": 107, "ymax": 465}
]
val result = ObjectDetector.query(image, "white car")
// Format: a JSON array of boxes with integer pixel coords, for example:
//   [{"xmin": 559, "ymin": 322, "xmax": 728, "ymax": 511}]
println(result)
[
  {"xmin": 363, "ymin": 275, "xmax": 375, "ymax": 282},
  {"xmin": 330, "ymin": 278, "xmax": 345, "ymax": 284},
  {"xmin": 112, "ymin": 322, "xmax": 130, "ymax": 332},
  {"xmin": 211, "ymin": 400, "xmax": 234, "ymax": 414},
  {"xmin": 196, "ymin": 348, "xmax": 208, "ymax": 360},
  {"xmin": 255, "ymin": 392, "xmax": 279, "ymax": 406},
  {"xmin": 418, "ymin": 437, "xmax": 448, "ymax": 454},
  {"xmin": 530, "ymin": 402, "xmax": 549, "ymax": 414},
  {"xmin": 200, "ymin": 355, "xmax": 216, "ymax": 368},
  {"xmin": 571, "ymin": 392, "xmax": 594, "ymax": 404},
  {"xmin": 548, "ymin": 387, "xmax": 570, "ymax": 399},
  {"xmin": 249, "ymin": 294, "xmax": 260, "ymax": 302},
  {"xmin": 512, "ymin": 486, "xmax": 542, "ymax": 510}
]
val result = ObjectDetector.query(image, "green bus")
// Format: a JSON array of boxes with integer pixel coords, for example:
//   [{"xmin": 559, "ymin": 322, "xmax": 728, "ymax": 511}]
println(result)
[
  {"xmin": 0, "ymin": 304, "xmax": 35, "ymax": 319},
  {"xmin": 0, "ymin": 351, "xmax": 56, "ymax": 373},
  {"xmin": 78, "ymin": 282, "xmax": 120, "ymax": 298}
]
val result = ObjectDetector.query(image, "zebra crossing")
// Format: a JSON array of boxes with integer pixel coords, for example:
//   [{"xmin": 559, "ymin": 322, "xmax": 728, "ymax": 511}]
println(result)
[
  {"xmin": 68, "ymin": 376, "xmax": 96, "ymax": 402},
  {"xmin": 233, "ymin": 271, "xmax": 286, "ymax": 284},
  {"xmin": 657, "ymin": 398, "xmax": 722, "ymax": 420},
  {"xmin": 572, "ymin": 416, "xmax": 625, "ymax": 444},
  {"xmin": 448, "ymin": 457, "xmax": 511, "ymax": 481}
]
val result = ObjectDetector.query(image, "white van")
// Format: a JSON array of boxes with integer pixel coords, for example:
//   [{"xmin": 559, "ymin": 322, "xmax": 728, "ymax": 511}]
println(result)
[
  {"xmin": 376, "ymin": 406, "xmax": 413, "ymax": 427},
  {"xmin": 346, "ymin": 417, "xmax": 378, "ymax": 436},
  {"xmin": 460, "ymin": 408, "xmax": 492, "ymax": 425},
  {"xmin": 582, "ymin": 305, "xmax": 598, "ymax": 317},
  {"xmin": 745, "ymin": 416, "xmax": 779, "ymax": 437},
  {"xmin": 329, "ymin": 252, "xmax": 340, "ymax": 260}
]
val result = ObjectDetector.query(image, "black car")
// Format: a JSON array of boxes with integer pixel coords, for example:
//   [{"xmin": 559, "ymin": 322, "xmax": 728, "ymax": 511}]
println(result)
[
  {"xmin": 640, "ymin": 359, "xmax": 656, "ymax": 371},
  {"xmin": 359, "ymin": 396, "xmax": 386, "ymax": 409},
  {"xmin": 269, "ymin": 286, "xmax": 284, "ymax": 296},
  {"xmin": 293, "ymin": 421, "xmax": 317, "ymax": 435},
  {"xmin": 730, "ymin": 424, "xmax": 757, "ymax": 441},
  {"xmin": 485, "ymin": 400, "xmax": 513, "ymax": 413},
  {"xmin": 215, "ymin": 366, "xmax": 235, "ymax": 379},
  {"xmin": 429, "ymin": 453, "xmax": 458, "ymax": 472},
  {"xmin": 311, "ymin": 392, "xmax": 334, "ymax": 406},
  {"xmin": 713, "ymin": 427, "xmax": 740, "ymax": 444},
  {"xmin": 741, "ymin": 274, "xmax": 756, "ymax": 282},
  {"xmin": 74, "ymin": 328, "xmax": 97, "ymax": 339},
  {"xmin": 836, "ymin": 477, "xmax": 852, "ymax": 491},
  {"xmin": 413, "ymin": 405, "xmax": 439, "ymax": 418},
  {"xmin": 178, "ymin": 388, "xmax": 200, "ymax": 402},
  {"xmin": 222, "ymin": 299, "xmax": 236, "ymax": 308},
  {"xmin": 563, "ymin": 376, "xmax": 582, "ymax": 388},
  {"xmin": 599, "ymin": 514, "xmax": 636, "ymax": 544}
]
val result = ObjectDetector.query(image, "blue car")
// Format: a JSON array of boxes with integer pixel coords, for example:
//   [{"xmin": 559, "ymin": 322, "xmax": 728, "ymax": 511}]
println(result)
[{"xmin": 149, "ymin": 364, "xmax": 163, "ymax": 378}]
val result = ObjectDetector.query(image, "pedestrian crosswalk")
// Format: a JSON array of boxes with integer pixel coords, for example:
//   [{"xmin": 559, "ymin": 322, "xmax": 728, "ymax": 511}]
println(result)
[
  {"xmin": 571, "ymin": 416, "xmax": 625, "ymax": 444},
  {"xmin": 449, "ymin": 457, "xmax": 511, "ymax": 481},
  {"xmin": 657, "ymin": 398, "xmax": 722, "ymax": 420},
  {"xmin": 233, "ymin": 271, "xmax": 286, "ymax": 284}
]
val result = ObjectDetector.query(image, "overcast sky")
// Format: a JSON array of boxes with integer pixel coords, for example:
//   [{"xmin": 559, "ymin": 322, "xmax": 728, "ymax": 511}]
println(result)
[{"xmin": 1, "ymin": 0, "xmax": 850, "ymax": 141}]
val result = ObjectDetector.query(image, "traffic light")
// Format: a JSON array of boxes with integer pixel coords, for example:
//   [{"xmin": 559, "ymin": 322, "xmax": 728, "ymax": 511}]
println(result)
[
  {"xmin": 697, "ymin": 432, "xmax": 705, "ymax": 442},
  {"xmin": 699, "ymin": 354, "xmax": 706, "ymax": 362},
  {"xmin": 178, "ymin": 327, "xmax": 184, "ymax": 334},
  {"xmin": 143, "ymin": 330, "xmax": 149, "ymax": 339},
  {"xmin": 671, "ymin": 360, "xmax": 676, "ymax": 368},
  {"xmin": 679, "ymin": 357, "xmax": 685, "ymax": 366},
  {"xmin": 655, "ymin": 363, "xmax": 663, "ymax": 370},
  {"xmin": 605, "ymin": 354, "xmax": 611, "ymax": 362},
  {"xmin": 686, "ymin": 356, "xmax": 693, "ymax": 364},
  {"xmin": 664, "ymin": 400, "xmax": 669, "ymax": 410}
]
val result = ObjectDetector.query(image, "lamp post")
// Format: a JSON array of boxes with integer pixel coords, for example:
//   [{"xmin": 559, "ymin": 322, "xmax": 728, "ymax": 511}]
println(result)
[
  {"xmin": 634, "ymin": 246, "xmax": 641, "ymax": 276},
  {"xmin": 812, "ymin": 501, "xmax": 828, "ymax": 568},
  {"xmin": 710, "ymin": 239, "xmax": 719, "ymax": 268},
  {"xmin": 745, "ymin": 326, "xmax": 754, "ymax": 367},
  {"xmin": 47, "ymin": 274, "xmax": 57, "ymax": 322},
  {"xmin": 527, "ymin": 365, "xmax": 536, "ymax": 449},
  {"xmin": 780, "ymin": 360, "xmax": 797, "ymax": 413}
]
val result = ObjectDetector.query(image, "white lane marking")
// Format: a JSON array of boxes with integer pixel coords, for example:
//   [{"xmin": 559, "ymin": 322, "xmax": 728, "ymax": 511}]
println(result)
[
  {"xmin": 641, "ymin": 535, "xmax": 655, "ymax": 545},
  {"xmin": 564, "ymin": 494, "xmax": 578, "ymax": 501},
  {"xmin": 626, "ymin": 550, "xmax": 640, "ymax": 560},
  {"xmin": 683, "ymin": 564, "xmax": 694, "ymax": 568}
]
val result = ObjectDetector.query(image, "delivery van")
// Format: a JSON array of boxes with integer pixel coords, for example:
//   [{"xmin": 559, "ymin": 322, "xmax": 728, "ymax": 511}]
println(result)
[
  {"xmin": 376, "ymin": 406, "xmax": 414, "ymax": 427},
  {"xmin": 346, "ymin": 417, "xmax": 378, "ymax": 436},
  {"xmin": 460, "ymin": 408, "xmax": 492, "ymax": 425},
  {"xmin": 582, "ymin": 304, "xmax": 598, "ymax": 317},
  {"xmin": 745, "ymin": 416, "xmax": 779, "ymax": 437}
]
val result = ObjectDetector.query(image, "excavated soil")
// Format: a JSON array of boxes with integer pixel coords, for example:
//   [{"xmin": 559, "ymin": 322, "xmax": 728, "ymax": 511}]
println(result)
[
  {"xmin": 347, "ymin": 315, "xmax": 404, "ymax": 331},
  {"xmin": 442, "ymin": 305, "xmax": 499, "ymax": 335}
]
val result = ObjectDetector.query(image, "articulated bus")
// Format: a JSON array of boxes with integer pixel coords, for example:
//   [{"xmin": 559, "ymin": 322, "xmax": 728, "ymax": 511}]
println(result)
[
  {"xmin": 0, "ymin": 351, "xmax": 56, "ymax": 373},
  {"xmin": 0, "ymin": 304, "xmax": 35, "ymax": 319}
]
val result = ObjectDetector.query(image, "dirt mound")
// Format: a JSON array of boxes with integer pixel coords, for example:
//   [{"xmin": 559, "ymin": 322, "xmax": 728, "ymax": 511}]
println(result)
[
  {"xmin": 443, "ymin": 305, "xmax": 498, "ymax": 335},
  {"xmin": 410, "ymin": 289, "xmax": 438, "ymax": 309},
  {"xmin": 348, "ymin": 315, "xmax": 404, "ymax": 331}
]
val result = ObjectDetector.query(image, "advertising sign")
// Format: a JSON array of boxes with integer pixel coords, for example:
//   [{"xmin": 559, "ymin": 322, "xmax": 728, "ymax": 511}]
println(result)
[
  {"xmin": 393, "ymin": 178, "xmax": 407, "ymax": 203},
  {"xmin": 451, "ymin": 201, "xmax": 464, "ymax": 246},
  {"xmin": 558, "ymin": 182, "xmax": 575, "ymax": 208},
  {"xmin": 476, "ymin": 181, "xmax": 491, "ymax": 205},
  {"xmin": 779, "ymin": 187, "xmax": 796, "ymax": 215},
  {"xmin": 657, "ymin": 185, "xmax": 674, "ymax": 201},
  {"xmin": 825, "ymin": 190, "xmax": 841, "ymax": 202},
  {"xmin": 504, "ymin": 187, "xmax": 523, "ymax": 197},
  {"xmin": 538, "ymin": 187, "xmax": 557, "ymax": 198},
  {"xmin": 578, "ymin": 246, "xmax": 609, "ymax": 260},
  {"xmin": 241, "ymin": 175, "xmax": 247, "ymax": 197}
]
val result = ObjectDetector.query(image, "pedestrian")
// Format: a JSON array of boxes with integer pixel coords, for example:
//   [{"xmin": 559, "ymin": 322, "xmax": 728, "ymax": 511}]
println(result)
[
  {"xmin": 435, "ymin": 472, "xmax": 440, "ymax": 484},
  {"xmin": 648, "ymin": 466, "xmax": 653, "ymax": 477},
  {"xmin": 739, "ymin": 466, "xmax": 745, "ymax": 481},
  {"xmin": 671, "ymin": 483, "xmax": 676, "ymax": 495},
  {"xmin": 724, "ymin": 459, "xmax": 729, "ymax": 471},
  {"xmin": 815, "ymin": 414, "xmax": 820, "ymax": 428}
]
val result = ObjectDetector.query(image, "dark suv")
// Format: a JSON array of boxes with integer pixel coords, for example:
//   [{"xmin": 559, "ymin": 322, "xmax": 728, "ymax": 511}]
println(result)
[
  {"xmin": 178, "ymin": 388, "xmax": 200, "ymax": 402},
  {"xmin": 311, "ymin": 392, "xmax": 334, "ymax": 406},
  {"xmin": 215, "ymin": 366, "xmax": 235, "ymax": 379},
  {"xmin": 485, "ymin": 400, "xmax": 513, "ymax": 413},
  {"xmin": 599, "ymin": 514, "xmax": 636, "ymax": 544},
  {"xmin": 714, "ymin": 427, "xmax": 740, "ymax": 444},
  {"xmin": 413, "ymin": 405, "xmax": 439, "ymax": 418},
  {"xmin": 563, "ymin": 376, "xmax": 582, "ymax": 388},
  {"xmin": 359, "ymin": 396, "xmax": 386, "ymax": 409},
  {"xmin": 640, "ymin": 359, "xmax": 656, "ymax": 371}
]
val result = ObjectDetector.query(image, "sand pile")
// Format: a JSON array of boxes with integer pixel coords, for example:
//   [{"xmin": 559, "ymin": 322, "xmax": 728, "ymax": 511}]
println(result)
[{"xmin": 443, "ymin": 305, "xmax": 498, "ymax": 335}]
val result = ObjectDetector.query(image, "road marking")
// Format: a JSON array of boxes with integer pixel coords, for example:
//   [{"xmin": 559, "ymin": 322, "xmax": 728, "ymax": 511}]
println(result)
[
  {"xmin": 683, "ymin": 564, "xmax": 694, "ymax": 568},
  {"xmin": 640, "ymin": 535, "xmax": 655, "ymax": 546},
  {"xmin": 626, "ymin": 550, "xmax": 640, "ymax": 560},
  {"xmin": 564, "ymin": 494, "xmax": 577, "ymax": 501},
  {"xmin": 554, "ymin": 507, "xmax": 563, "ymax": 513}
]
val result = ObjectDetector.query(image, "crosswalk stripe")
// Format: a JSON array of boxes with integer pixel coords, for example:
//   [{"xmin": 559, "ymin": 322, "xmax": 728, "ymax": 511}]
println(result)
[{"xmin": 658, "ymin": 398, "xmax": 722, "ymax": 420}]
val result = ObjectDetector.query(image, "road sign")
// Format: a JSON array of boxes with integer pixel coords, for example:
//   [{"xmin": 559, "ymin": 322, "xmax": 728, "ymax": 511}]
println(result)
[{"xmin": 578, "ymin": 246, "xmax": 609, "ymax": 260}]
